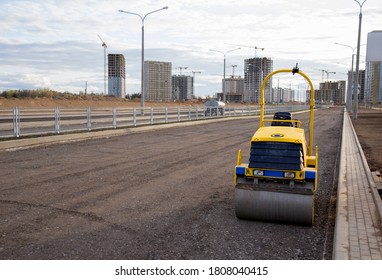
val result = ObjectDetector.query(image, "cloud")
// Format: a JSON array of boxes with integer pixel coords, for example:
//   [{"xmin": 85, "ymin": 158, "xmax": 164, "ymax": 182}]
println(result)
[{"xmin": 0, "ymin": 0, "xmax": 382, "ymax": 96}]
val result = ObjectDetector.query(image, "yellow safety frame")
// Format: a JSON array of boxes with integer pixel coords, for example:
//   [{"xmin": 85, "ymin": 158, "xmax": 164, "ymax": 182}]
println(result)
[{"xmin": 259, "ymin": 69, "xmax": 315, "ymax": 157}]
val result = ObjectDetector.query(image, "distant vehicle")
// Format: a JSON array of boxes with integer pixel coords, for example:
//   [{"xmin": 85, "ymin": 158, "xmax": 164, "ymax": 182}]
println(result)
[{"xmin": 204, "ymin": 100, "xmax": 225, "ymax": 116}]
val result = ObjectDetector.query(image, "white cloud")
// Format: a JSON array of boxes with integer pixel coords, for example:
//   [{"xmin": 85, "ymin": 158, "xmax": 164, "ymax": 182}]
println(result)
[{"xmin": 0, "ymin": 0, "xmax": 381, "ymax": 95}]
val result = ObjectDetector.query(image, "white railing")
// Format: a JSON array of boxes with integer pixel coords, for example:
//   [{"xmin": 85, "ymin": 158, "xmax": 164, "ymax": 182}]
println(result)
[{"xmin": 0, "ymin": 105, "xmax": 309, "ymax": 138}]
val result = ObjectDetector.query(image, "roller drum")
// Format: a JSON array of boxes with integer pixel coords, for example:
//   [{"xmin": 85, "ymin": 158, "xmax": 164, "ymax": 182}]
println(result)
[{"xmin": 235, "ymin": 188, "xmax": 314, "ymax": 225}]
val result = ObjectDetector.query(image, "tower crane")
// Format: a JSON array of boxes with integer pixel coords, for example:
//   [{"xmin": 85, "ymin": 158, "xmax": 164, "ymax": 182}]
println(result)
[
  {"xmin": 97, "ymin": 34, "xmax": 107, "ymax": 95},
  {"xmin": 176, "ymin": 67, "xmax": 188, "ymax": 75},
  {"xmin": 192, "ymin": 71, "xmax": 201, "ymax": 78},
  {"xmin": 231, "ymin": 65, "xmax": 237, "ymax": 78},
  {"xmin": 252, "ymin": 46, "xmax": 265, "ymax": 58},
  {"xmin": 316, "ymin": 69, "xmax": 336, "ymax": 81},
  {"xmin": 325, "ymin": 71, "xmax": 336, "ymax": 81}
]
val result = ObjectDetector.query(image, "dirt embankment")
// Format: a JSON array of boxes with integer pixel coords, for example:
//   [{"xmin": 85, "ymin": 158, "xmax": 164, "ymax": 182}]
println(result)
[
  {"xmin": 0, "ymin": 97, "xmax": 204, "ymax": 109},
  {"xmin": 351, "ymin": 108, "xmax": 382, "ymax": 174}
]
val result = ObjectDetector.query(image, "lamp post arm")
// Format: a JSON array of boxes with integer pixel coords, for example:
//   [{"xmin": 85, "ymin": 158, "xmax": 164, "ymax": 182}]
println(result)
[
  {"xmin": 118, "ymin": 10, "xmax": 143, "ymax": 21},
  {"xmin": 226, "ymin": 47, "xmax": 241, "ymax": 55},
  {"xmin": 143, "ymin": 6, "xmax": 168, "ymax": 22}
]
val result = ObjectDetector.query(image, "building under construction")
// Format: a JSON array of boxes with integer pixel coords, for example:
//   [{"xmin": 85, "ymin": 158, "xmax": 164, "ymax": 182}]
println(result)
[
  {"xmin": 222, "ymin": 76, "xmax": 244, "ymax": 103},
  {"xmin": 172, "ymin": 75, "xmax": 194, "ymax": 100},
  {"xmin": 315, "ymin": 81, "xmax": 346, "ymax": 105},
  {"xmin": 144, "ymin": 61, "xmax": 172, "ymax": 101},
  {"xmin": 244, "ymin": 57, "xmax": 273, "ymax": 102},
  {"xmin": 108, "ymin": 54, "xmax": 126, "ymax": 98}
]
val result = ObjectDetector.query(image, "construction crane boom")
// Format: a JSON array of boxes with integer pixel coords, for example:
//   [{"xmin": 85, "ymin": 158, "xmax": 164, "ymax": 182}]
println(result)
[
  {"xmin": 192, "ymin": 71, "xmax": 201, "ymax": 77},
  {"xmin": 176, "ymin": 66, "xmax": 188, "ymax": 75},
  {"xmin": 315, "ymin": 69, "xmax": 336, "ymax": 81},
  {"xmin": 326, "ymin": 71, "xmax": 336, "ymax": 81},
  {"xmin": 97, "ymin": 34, "xmax": 107, "ymax": 95}
]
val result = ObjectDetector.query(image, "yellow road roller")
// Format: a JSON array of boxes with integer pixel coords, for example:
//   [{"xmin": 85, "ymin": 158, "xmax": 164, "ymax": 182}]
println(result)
[{"xmin": 234, "ymin": 66, "xmax": 318, "ymax": 225}]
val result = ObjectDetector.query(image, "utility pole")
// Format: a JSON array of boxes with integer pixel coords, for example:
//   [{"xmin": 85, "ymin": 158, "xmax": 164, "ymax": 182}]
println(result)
[
  {"xmin": 210, "ymin": 48, "xmax": 240, "ymax": 102},
  {"xmin": 119, "ymin": 6, "xmax": 169, "ymax": 110},
  {"xmin": 353, "ymin": 0, "xmax": 367, "ymax": 120}
]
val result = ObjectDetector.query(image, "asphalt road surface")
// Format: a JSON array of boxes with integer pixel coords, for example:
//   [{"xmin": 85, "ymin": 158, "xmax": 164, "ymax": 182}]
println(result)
[{"xmin": 0, "ymin": 107, "xmax": 343, "ymax": 260}]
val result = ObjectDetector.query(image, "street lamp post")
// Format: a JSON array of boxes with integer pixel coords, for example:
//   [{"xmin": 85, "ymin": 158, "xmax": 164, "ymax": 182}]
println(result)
[
  {"xmin": 335, "ymin": 42, "xmax": 355, "ymax": 113},
  {"xmin": 353, "ymin": 0, "xmax": 366, "ymax": 120},
  {"xmin": 252, "ymin": 65, "xmax": 264, "ymax": 103},
  {"xmin": 119, "ymin": 6, "xmax": 168, "ymax": 110},
  {"xmin": 192, "ymin": 71, "xmax": 201, "ymax": 98},
  {"xmin": 210, "ymin": 48, "xmax": 240, "ymax": 102}
]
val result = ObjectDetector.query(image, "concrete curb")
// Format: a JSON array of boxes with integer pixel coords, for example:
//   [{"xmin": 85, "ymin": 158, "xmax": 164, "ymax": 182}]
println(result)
[{"xmin": 332, "ymin": 109, "xmax": 350, "ymax": 259}]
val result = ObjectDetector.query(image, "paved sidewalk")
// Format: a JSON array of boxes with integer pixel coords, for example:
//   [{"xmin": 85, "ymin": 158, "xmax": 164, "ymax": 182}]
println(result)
[{"xmin": 333, "ymin": 111, "xmax": 382, "ymax": 259}]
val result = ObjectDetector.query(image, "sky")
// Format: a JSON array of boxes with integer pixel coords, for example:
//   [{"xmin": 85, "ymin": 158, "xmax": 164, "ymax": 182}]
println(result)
[{"xmin": 0, "ymin": 0, "xmax": 381, "ymax": 97}]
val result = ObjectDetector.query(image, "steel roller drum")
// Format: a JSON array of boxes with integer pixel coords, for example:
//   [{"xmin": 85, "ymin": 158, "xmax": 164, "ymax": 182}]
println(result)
[{"xmin": 235, "ymin": 187, "xmax": 314, "ymax": 225}]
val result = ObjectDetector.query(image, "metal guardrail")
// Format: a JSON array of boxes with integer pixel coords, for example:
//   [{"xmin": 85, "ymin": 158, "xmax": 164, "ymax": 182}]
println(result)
[{"xmin": 0, "ymin": 105, "xmax": 309, "ymax": 139}]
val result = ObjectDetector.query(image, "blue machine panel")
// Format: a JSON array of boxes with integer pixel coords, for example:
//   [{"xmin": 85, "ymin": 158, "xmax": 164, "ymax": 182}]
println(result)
[{"xmin": 236, "ymin": 166, "xmax": 246, "ymax": 175}]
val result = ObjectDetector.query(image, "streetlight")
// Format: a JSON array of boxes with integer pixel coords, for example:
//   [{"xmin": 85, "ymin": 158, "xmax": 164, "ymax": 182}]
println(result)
[
  {"xmin": 210, "ymin": 48, "xmax": 241, "ymax": 102},
  {"xmin": 252, "ymin": 65, "xmax": 264, "ymax": 103},
  {"xmin": 353, "ymin": 0, "xmax": 366, "ymax": 119},
  {"xmin": 335, "ymin": 42, "xmax": 356, "ymax": 113},
  {"xmin": 119, "ymin": 6, "xmax": 168, "ymax": 110},
  {"xmin": 192, "ymin": 71, "xmax": 201, "ymax": 98}
]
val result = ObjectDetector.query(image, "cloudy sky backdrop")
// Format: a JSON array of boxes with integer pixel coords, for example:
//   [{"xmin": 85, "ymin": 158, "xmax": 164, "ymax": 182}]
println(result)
[{"xmin": 0, "ymin": 0, "xmax": 381, "ymax": 97}]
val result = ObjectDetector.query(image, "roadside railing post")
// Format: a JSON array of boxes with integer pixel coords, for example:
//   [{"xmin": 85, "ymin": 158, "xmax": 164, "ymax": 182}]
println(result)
[
  {"xmin": 55, "ymin": 106, "xmax": 60, "ymax": 134},
  {"xmin": 87, "ymin": 107, "xmax": 92, "ymax": 131},
  {"xmin": 1, "ymin": 104, "xmax": 305, "ymax": 139},
  {"xmin": 112, "ymin": 108, "xmax": 117, "ymax": 128},
  {"xmin": 13, "ymin": 107, "xmax": 20, "ymax": 137},
  {"xmin": 133, "ymin": 108, "xmax": 137, "ymax": 126}
]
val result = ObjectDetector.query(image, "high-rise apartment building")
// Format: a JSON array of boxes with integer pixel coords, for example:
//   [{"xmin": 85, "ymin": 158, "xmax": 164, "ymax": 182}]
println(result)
[
  {"xmin": 365, "ymin": 31, "xmax": 382, "ymax": 106},
  {"xmin": 172, "ymin": 75, "xmax": 193, "ymax": 100},
  {"xmin": 108, "ymin": 54, "xmax": 126, "ymax": 98},
  {"xmin": 244, "ymin": 57, "xmax": 273, "ymax": 102},
  {"xmin": 144, "ymin": 61, "xmax": 172, "ymax": 101},
  {"xmin": 271, "ymin": 87, "xmax": 296, "ymax": 104}
]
